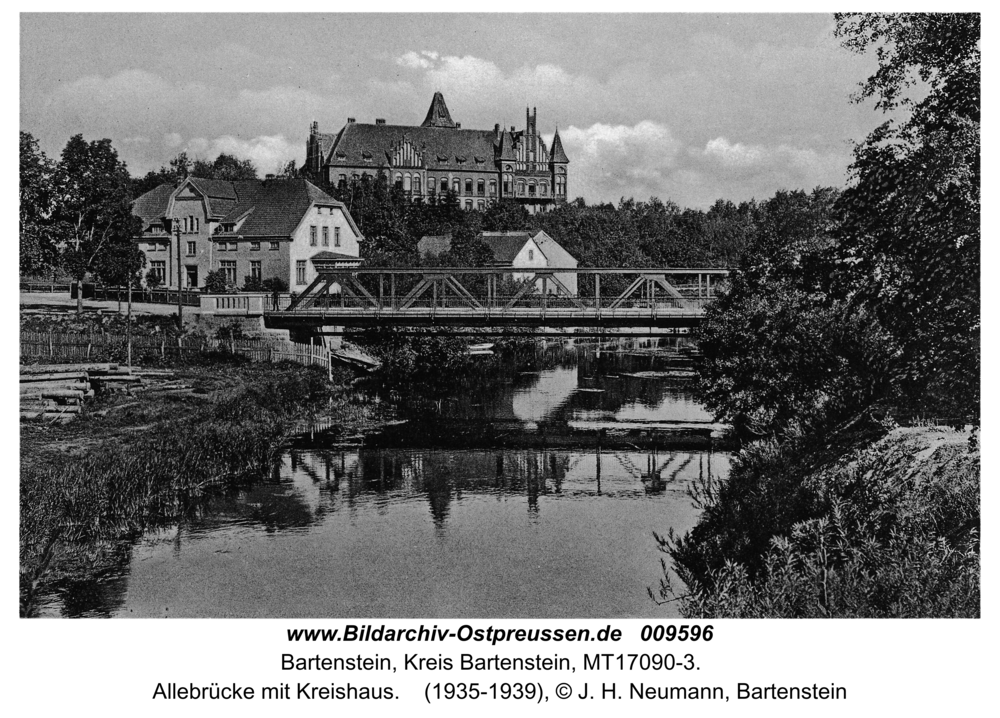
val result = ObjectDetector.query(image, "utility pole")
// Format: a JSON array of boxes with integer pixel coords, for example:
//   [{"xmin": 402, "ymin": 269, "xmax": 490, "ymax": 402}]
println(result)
[{"xmin": 172, "ymin": 216, "xmax": 183, "ymax": 328}]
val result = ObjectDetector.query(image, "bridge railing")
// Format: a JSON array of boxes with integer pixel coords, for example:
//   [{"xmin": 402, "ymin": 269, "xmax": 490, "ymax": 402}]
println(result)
[{"xmin": 271, "ymin": 268, "xmax": 728, "ymax": 318}]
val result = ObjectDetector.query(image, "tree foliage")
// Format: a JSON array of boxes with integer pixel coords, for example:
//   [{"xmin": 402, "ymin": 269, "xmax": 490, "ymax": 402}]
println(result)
[
  {"xmin": 50, "ymin": 135, "xmax": 142, "ymax": 310},
  {"xmin": 19, "ymin": 132, "xmax": 60, "ymax": 276},
  {"xmin": 835, "ymin": 12, "xmax": 980, "ymax": 418}
]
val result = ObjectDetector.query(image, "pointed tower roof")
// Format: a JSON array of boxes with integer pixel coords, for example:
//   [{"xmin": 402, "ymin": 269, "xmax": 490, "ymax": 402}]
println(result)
[
  {"xmin": 421, "ymin": 91, "xmax": 458, "ymax": 128},
  {"xmin": 551, "ymin": 128, "xmax": 569, "ymax": 163}
]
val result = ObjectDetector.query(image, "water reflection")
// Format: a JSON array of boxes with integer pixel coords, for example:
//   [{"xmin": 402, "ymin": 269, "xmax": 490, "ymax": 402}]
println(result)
[{"xmin": 37, "ymin": 338, "xmax": 732, "ymax": 618}]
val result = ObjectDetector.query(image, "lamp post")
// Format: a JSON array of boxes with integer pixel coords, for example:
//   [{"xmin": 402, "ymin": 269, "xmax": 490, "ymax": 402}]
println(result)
[{"xmin": 171, "ymin": 216, "xmax": 183, "ymax": 328}]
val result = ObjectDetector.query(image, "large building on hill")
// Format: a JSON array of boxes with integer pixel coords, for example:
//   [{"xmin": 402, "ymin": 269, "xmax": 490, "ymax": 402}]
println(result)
[
  {"xmin": 306, "ymin": 92, "xmax": 569, "ymax": 214},
  {"xmin": 132, "ymin": 177, "xmax": 362, "ymax": 291}
]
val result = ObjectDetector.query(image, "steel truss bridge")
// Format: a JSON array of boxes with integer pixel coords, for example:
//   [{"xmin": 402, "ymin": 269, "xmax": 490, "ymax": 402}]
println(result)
[{"xmin": 266, "ymin": 267, "xmax": 729, "ymax": 333}]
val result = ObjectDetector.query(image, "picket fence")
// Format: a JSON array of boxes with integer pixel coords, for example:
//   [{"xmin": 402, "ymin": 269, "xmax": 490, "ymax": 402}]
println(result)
[{"xmin": 20, "ymin": 331, "xmax": 331, "ymax": 373}]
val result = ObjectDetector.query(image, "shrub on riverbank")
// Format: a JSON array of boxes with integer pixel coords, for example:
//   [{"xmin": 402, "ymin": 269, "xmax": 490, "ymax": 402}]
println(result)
[
  {"xmin": 19, "ymin": 362, "xmax": 354, "ymax": 616},
  {"xmin": 654, "ymin": 425, "xmax": 979, "ymax": 617}
]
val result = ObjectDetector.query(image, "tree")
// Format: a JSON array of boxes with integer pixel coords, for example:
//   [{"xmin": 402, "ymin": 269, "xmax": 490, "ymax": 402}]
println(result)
[
  {"xmin": 203, "ymin": 269, "xmax": 230, "ymax": 294},
  {"xmin": 20, "ymin": 132, "xmax": 61, "ymax": 277},
  {"xmin": 834, "ymin": 13, "xmax": 980, "ymax": 418},
  {"xmin": 191, "ymin": 153, "xmax": 258, "ymax": 181},
  {"xmin": 51, "ymin": 135, "xmax": 141, "ymax": 313},
  {"xmin": 132, "ymin": 151, "xmax": 191, "ymax": 198}
]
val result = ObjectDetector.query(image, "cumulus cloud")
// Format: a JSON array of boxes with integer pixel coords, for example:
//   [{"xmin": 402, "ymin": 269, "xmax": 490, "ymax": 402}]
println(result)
[
  {"xmin": 702, "ymin": 137, "xmax": 764, "ymax": 168},
  {"xmin": 32, "ymin": 70, "xmax": 330, "ymax": 174},
  {"xmin": 551, "ymin": 122, "xmax": 850, "ymax": 207},
  {"xmin": 557, "ymin": 121, "xmax": 684, "ymax": 202},
  {"xmin": 387, "ymin": 51, "xmax": 599, "ymax": 128}
]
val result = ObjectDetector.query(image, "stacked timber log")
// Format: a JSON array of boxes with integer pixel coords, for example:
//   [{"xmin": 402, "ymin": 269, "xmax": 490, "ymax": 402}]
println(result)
[{"xmin": 20, "ymin": 363, "xmax": 142, "ymax": 422}]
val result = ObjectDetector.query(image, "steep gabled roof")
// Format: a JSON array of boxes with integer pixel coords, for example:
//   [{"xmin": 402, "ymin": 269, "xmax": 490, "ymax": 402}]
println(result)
[
  {"xmin": 133, "ymin": 178, "xmax": 361, "ymax": 239},
  {"xmin": 550, "ymin": 129, "xmax": 569, "ymax": 163},
  {"xmin": 326, "ymin": 123, "xmax": 497, "ymax": 171},
  {"xmin": 480, "ymin": 233, "xmax": 540, "ymax": 265},
  {"xmin": 421, "ymin": 91, "xmax": 457, "ymax": 128},
  {"xmin": 132, "ymin": 183, "xmax": 175, "ymax": 227}
]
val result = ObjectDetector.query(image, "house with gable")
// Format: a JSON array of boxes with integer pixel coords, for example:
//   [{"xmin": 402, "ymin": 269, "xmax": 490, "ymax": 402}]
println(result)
[
  {"xmin": 307, "ymin": 92, "xmax": 569, "ymax": 214},
  {"xmin": 478, "ymin": 230, "xmax": 578, "ymax": 295},
  {"xmin": 132, "ymin": 177, "xmax": 362, "ymax": 292}
]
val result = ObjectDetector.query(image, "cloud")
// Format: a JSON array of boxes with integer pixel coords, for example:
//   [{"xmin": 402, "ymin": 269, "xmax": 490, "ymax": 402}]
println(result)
[
  {"xmin": 554, "ymin": 122, "xmax": 850, "ymax": 207},
  {"xmin": 30, "ymin": 70, "xmax": 330, "ymax": 174},
  {"xmin": 168, "ymin": 134, "xmax": 299, "ymax": 175},
  {"xmin": 558, "ymin": 121, "xmax": 684, "ymax": 202},
  {"xmin": 702, "ymin": 137, "xmax": 764, "ymax": 168}
]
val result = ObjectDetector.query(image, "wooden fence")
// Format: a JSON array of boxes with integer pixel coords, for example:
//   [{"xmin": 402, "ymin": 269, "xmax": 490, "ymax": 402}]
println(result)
[{"xmin": 20, "ymin": 332, "xmax": 331, "ymax": 374}]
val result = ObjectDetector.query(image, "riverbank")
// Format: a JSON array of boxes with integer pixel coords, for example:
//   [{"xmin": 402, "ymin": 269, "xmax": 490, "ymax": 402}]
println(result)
[
  {"xmin": 19, "ymin": 360, "xmax": 386, "ymax": 617},
  {"xmin": 654, "ymin": 419, "xmax": 980, "ymax": 617}
]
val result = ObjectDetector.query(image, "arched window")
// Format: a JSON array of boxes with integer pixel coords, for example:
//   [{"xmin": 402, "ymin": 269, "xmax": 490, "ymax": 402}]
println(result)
[
  {"xmin": 477, "ymin": 179, "xmax": 485, "ymax": 196},
  {"xmin": 503, "ymin": 175, "xmax": 513, "ymax": 194},
  {"xmin": 338, "ymin": 174, "xmax": 347, "ymax": 188},
  {"xmin": 465, "ymin": 199, "xmax": 472, "ymax": 210},
  {"xmin": 489, "ymin": 180, "xmax": 497, "ymax": 196},
  {"xmin": 518, "ymin": 181, "xmax": 525, "ymax": 195},
  {"xmin": 452, "ymin": 178, "xmax": 460, "ymax": 194},
  {"xmin": 395, "ymin": 173, "xmax": 403, "ymax": 189},
  {"xmin": 540, "ymin": 182, "xmax": 547, "ymax": 196},
  {"xmin": 528, "ymin": 182, "xmax": 536, "ymax": 196},
  {"xmin": 403, "ymin": 174, "xmax": 411, "ymax": 191},
  {"xmin": 465, "ymin": 179, "xmax": 473, "ymax": 195},
  {"xmin": 428, "ymin": 177, "xmax": 436, "ymax": 193},
  {"xmin": 478, "ymin": 200, "xmax": 485, "ymax": 210},
  {"xmin": 412, "ymin": 175, "xmax": 422, "ymax": 194}
]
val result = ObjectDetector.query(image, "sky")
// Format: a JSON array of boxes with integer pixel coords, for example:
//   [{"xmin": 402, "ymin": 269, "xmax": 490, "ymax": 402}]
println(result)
[{"xmin": 20, "ymin": 13, "xmax": 889, "ymax": 209}]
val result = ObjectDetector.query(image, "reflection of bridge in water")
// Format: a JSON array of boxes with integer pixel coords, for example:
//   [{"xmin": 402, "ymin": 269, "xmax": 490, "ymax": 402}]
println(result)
[
  {"xmin": 286, "ymin": 447, "xmax": 725, "ymax": 526},
  {"xmin": 267, "ymin": 268, "xmax": 729, "ymax": 333}
]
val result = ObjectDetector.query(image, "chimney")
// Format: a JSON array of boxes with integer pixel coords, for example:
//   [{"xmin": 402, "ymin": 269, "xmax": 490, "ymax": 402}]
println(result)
[
  {"xmin": 455, "ymin": 122, "xmax": 461, "ymax": 129},
  {"xmin": 375, "ymin": 118, "xmax": 385, "ymax": 125},
  {"xmin": 310, "ymin": 120, "xmax": 318, "ymax": 135},
  {"xmin": 347, "ymin": 117, "xmax": 356, "ymax": 124},
  {"xmin": 495, "ymin": 123, "xmax": 500, "ymax": 133}
]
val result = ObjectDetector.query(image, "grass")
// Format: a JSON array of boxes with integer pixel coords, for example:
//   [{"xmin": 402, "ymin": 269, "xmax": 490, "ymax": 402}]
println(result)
[{"xmin": 19, "ymin": 361, "xmax": 384, "ymax": 617}]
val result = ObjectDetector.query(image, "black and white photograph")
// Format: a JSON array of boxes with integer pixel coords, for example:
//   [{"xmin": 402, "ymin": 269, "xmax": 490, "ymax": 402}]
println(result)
[{"xmin": 17, "ymin": 10, "xmax": 979, "ymax": 628}]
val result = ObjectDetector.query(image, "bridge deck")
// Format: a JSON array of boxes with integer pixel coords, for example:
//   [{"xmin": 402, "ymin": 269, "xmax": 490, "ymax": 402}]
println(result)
[{"xmin": 265, "ymin": 267, "xmax": 727, "ymax": 330}]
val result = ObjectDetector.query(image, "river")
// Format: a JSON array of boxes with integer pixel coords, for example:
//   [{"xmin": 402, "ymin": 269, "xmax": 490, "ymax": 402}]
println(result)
[{"xmin": 38, "ymin": 337, "xmax": 730, "ymax": 618}]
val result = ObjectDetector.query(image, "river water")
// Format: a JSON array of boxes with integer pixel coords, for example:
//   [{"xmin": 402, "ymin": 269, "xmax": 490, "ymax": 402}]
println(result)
[{"xmin": 40, "ymin": 338, "xmax": 730, "ymax": 618}]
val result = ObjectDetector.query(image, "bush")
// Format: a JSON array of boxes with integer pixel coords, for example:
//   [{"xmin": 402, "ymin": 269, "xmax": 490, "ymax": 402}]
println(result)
[{"xmin": 203, "ymin": 269, "xmax": 230, "ymax": 294}]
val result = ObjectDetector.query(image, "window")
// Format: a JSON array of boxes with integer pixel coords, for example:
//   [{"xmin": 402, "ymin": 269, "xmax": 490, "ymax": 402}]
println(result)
[
  {"xmin": 452, "ymin": 178, "xmax": 460, "ymax": 194},
  {"xmin": 465, "ymin": 199, "xmax": 472, "ymax": 210},
  {"xmin": 250, "ymin": 241, "xmax": 260, "ymax": 251},
  {"xmin": 403, "ymin": 175, "xmax": 411, "ymax": 192},
  {"xmin": 395, "ymin": 173, "xmax": 403, "ymax": 189},
  {"xmin": 186, "ymin": 241, "xmax": 196, "ymax": 256},
  {"xmin": 518, "ymin": 181, "xmax": 525, "ymax": 195},
  {"xmin": 334, "ymin": 227, "xmax": 341, "ymax": 247},
  {"xmin": 528, "ymin": 249, "xmax": 534, "ymax": 261},
  {"xmin": 149, "ymin": 261, "xmax": 166, "ymax": 283},
  {"xmin": 220, "ymin": 260, "xmax": 237, "ymax": 285},
  {"xmin": 230, "ymin": 241, "xmax": 239, "ymax": 251},
  {"xmin": 489, "ymin": 180, "xmax": 497, "ymax": 196},
  {"xmin": 182, "ymin": 217, "xmax": 189, "ymax": 233},
  {"xmin": 528, "ymin": 183, "xmax": 536, "ymax": 196},
  {"xmin": 322, "ymin": 227, "xmax": 329, "ymax": 247},
  {"xmin": 478, "ymin": 200, "xmax": 485, "ymax": 210},
  {"xmin": 465, "ymin": 179, "xmax": 473, "ymax": 195},
  {"xmin": 338, "ymin": 174, "xmax": 347, "ymax": 188},
  {"xmin": 540, "ymin": 182, "xmax": 547, "ymax": 196},
  {"xmin": 250, "ymin": 261, "xmax": 261, "ymax": 281},
  {"xmin": 296, "ymin": 260, "xmax": 307, "ymax": 285},
  {"xmin": 191, "ymin": 216, "xmax": 199, "ymax": 233},
  {"xmin": 428, "ymin": 177, "xmax": 436, "ymax": 194},
  {"xmin": 413, "ymin": 175, "xmax": 421, "ymax": 194},
  {"xmin": 310, "ymin": 226, "xmax": 317, "ymax": 246},
  {"xmin": 270, "ymin": 241, "xmax": 279, "ymax": 251},
  {"xmin": 477, "ymin": 179, "xmax": 485, "ymax": 196},
  {"xmin": 185, "ymin": 265, "xmax": 198, "ymax": 289}
]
